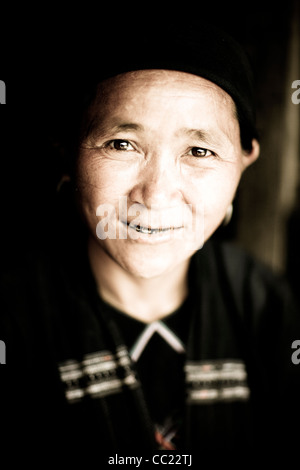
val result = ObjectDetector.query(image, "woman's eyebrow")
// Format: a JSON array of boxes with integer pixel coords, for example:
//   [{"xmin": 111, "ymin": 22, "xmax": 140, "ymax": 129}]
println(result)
[
  {"xmin": 179, "ymin": 127, "xmax": 232, "ymax": 147},
  {"xmin": 111, "ymin": 122, "xmax": 145, "ymax": 133},
  {"xmin": 88, "ymin": 121, "xmax": 144, "ymax": 141}
]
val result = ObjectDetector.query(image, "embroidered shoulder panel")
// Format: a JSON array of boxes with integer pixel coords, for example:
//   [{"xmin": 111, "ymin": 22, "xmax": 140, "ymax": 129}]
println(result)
[
  {"xmin": 58, "ymin": 346, "xmax": 138, "ymax": 403},
  {"xmin": 185, "ymin": 359, "xmax": 250, "ymax": 404}
]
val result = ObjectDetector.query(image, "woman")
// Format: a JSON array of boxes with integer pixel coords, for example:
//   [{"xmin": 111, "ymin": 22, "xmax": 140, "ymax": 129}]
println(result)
[{"xmin": 1, "ymin": 24, "xmax": 299, "ymax": 462}]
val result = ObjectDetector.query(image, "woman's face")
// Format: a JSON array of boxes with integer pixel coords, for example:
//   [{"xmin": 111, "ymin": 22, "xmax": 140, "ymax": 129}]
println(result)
[{"xmin": 76, "ymin": 70, "xmax": 258, "ymax": 279}]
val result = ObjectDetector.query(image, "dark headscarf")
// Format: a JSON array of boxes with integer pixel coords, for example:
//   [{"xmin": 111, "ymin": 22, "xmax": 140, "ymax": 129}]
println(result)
[{"xmin": 54, "ymin": 23, "xmax": 258, "ymax": 154}]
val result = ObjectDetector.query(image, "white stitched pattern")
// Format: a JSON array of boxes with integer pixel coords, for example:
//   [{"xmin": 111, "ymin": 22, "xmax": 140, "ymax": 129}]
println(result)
[
  {"xmin": 185, "ymin": 360, "xmax": 250, "ymax": 403},
  {"xmin": 58, "ymin": 346, "xmax": 138, "ymax": 403}
]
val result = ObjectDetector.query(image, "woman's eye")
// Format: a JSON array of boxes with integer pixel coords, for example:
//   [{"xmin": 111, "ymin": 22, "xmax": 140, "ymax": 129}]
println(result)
[
  {"xmin": 107, "ymin": 139, "xmax": 134, "ymax": 151},
  {"xmin": 188, "ymin": 147, "xmax": 213, "ymax": 158}
]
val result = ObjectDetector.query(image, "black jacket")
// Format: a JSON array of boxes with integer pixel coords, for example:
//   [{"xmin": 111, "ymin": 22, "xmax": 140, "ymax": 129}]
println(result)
[{"xmin": 1, "ymin": 229, "xmax": 299, "ymax": 464}]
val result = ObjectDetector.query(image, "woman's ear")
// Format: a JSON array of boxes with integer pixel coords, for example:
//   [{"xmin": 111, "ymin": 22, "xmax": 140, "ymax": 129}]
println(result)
[{"xmin": 241, "ymin": 138, "xmax": 260, "ymax": 171}]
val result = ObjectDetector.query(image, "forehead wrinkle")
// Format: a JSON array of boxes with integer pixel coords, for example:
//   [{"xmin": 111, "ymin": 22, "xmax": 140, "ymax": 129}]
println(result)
[{"xmin": 83, "ymin": 72, "xmax": 239, "ymax": 149}]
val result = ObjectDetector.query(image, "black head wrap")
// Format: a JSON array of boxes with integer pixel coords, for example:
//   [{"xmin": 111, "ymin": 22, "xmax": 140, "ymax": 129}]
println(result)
[{"xmin": 58, "ymin": 24, "xmax": 258, "ymax": 152}]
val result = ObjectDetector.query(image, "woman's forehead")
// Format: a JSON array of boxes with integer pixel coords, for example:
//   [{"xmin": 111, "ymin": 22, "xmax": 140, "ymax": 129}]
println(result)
[
  {"xmin": 84, "ymin": 70, "xmax": 238, "ymax": 146},
  {"xmin": 96, "ymin": 69, "xmax": 234, "ymax": 104}
]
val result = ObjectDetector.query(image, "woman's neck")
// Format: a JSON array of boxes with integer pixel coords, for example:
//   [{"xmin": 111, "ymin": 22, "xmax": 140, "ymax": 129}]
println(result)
[{"xmin": 88, "ymin": 238, "xmax": 190, "ymax": 323}]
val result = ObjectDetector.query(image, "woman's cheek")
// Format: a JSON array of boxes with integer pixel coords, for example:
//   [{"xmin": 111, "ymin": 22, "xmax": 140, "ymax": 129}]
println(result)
[{"xmin": 188, "ymin": 166, "xmax": 241, "ymax": 237}]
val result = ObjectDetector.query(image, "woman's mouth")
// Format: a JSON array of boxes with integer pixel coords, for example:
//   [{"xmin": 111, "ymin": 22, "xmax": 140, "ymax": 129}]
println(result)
[
  {"xmin": 127, "ymin": 222, "xmax": 180, "ymax": 234},
  {"xmin": 120, "ymin": 220, "xmax": 184, "ymax": 243}
]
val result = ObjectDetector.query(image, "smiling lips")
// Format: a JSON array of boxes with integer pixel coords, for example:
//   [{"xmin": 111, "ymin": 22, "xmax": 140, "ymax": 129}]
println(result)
[{"xmin": 126, "ymin": 221, "xmax": 183, "ymax": 235}]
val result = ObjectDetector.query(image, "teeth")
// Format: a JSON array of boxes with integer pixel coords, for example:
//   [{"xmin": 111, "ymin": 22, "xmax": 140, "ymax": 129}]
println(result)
[
  {"xmin": 128, "ymin": 223, "xmax": 171, "ymax": 234},
  {"xmin": 140, "ymin": 226, "xmax": 152, "ymax": 234}
]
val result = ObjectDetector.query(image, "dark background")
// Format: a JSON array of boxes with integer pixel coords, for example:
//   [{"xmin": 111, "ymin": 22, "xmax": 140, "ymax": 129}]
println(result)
[{"xmin": 0, "ymin": 1, "xmax": 299, "ymax": 300}]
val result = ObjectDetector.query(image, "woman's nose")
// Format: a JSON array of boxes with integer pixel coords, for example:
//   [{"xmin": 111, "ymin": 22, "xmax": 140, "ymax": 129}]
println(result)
[{"xmin": 128, "ymin": 155, "xmax": 183, "ymax": 209}]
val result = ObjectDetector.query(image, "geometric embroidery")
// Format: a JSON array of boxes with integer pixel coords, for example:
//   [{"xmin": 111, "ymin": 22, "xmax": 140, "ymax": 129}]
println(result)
[
  {"xmin": 185, "ymin": 360, "xmax": 250, "ymax": 404},
  {"xmin": 58, "ymin": 345, "xmax": 138, "ymax": 403}
]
